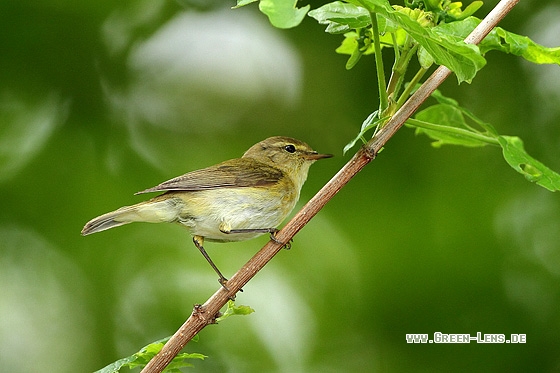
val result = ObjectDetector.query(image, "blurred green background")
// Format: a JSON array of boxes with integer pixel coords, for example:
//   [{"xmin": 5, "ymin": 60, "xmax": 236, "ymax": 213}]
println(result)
[{"xmin": 1, "ymin": 0, "xmax": 560, "ymax": 372}]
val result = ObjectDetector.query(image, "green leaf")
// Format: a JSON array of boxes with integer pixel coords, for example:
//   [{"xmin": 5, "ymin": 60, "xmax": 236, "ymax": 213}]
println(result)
[
  {"xmin": 408, "ymin": 90, "xmax": 560, "ymax": 191},
  {"xmin": 409, "ymin": 105, "xmax": 494, "ymax": 148},
  {"xmin": 429, "ymin": 87, "xmax": 460, "ymax": 106},
  {"xmin": 216, "ymin": 300, "xmax": 255, "ymax": 322},
  {"xmin": 346, "ymin": 44, "xmax": 364, "ymax": 69},
  {"xmin": 308, "ymin": 2, "xmax": 371, "ymax": 34},
  {"xmin": 258, "ymin": 0, "xmax": 310, "ymax": 29},
  {"xmin": 310, "ymin": 1, "xmax": 486, "ymax": 79},
  {"xmin": 417, "ymin": 46, "xmax": 434, "ymax": 69},
  {"xmin": 232, "ymin": 0, "xmax": 258, "ymax": 9},
  {"xmin": 461, "ymin": 1, "xmax": 484, "ymax": 18},
  {"xmin": 439, "ymin": 0, "xmax": 483, "ymax": 22},
  {"xmin": 390, "ymin": 13, "xmax": 485, "ymax": 82},
  {"xmin": 406, "ymin": 88, "xmax": 499, "ymax": 147},
  {"xmin": 498, "ymin": 136, "xmax": 560, "ymax": 192},
  {"xmin": 334, "ymin": 24, "xmax": 403, "ymax": 58},
  {"xmin": 94, "ymin": 301, "xmax": 252, "ymax": 372},
  {"xmin": 351, "ymin": 0, "xmax": 393, "ymax": 12},
  {"xmin": 358, "ymin": 0, "xmax": 486, "ymax": 83},
  {"xmin": 335, "ymin": 30, "xmax": 376, "ymax": 69},
  {"xmin": 95, "ymin": 337, "xmax": 206, "ymax": 373},
  {"xmin": 429, "ymin": 89, "xmax": 499, "ymax": 136},
  {"xmin": 344, "ymin": 111, "xmax": 386, "ymax": 154},
  {"xmin": 335, "ymin": 32, "xmax": 365, "ymax": 55},
  {"xmin": 435, "ymin": 17, "xmax": 560, "ymax": 65},
  {"xmin": 493, "ymin": 27, "xmax": 560, "ymax": 65}
]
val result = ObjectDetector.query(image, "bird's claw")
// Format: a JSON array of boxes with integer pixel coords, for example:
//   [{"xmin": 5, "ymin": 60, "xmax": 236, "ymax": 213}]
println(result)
[{"xmin": 269, "ymin": 230, "xmax": 292, "ymax": 250}]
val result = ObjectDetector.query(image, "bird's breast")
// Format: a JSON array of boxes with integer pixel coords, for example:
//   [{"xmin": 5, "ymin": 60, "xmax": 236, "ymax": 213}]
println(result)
[{"xmin": 171, "ymin": 184, "xmax": 298, "ymax": 242}]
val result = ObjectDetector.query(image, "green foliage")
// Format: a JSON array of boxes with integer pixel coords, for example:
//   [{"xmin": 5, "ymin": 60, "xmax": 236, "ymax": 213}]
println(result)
[
  {"xmin": 498, "ymin": 136, "xmax": 560, "ymax": 192},
  {"xmin": 95, "ymin": 336, "xmax": 205, "ymax": 373},
  {"xmin": 307, "ymin": 2, "xmax": 371, "ymax": 34},
  {"xmin": 406, "ymin": 0, "xmax": 483, "ymax": 23},
  {"xmin": 97, "ymin": 301, "xmax": 253, "ymax": 372},
  {"xmin": 216, "ymin": 300, "xmax": 255, "ymax": 322},
  {"xmin": 343, "ymin": 110, "xmax": 389, "ymax": 154},
  {"xmin": 408, "ymin": 88, "xmax": 500, "ymax": 148},
  {"xmin": 234, "ymin": 0, "xmax": 309, "ymax": 29},
  {"xmin": 406, "ymin": 90, "xmax": 560, "ymax": 191},
  {"xmin": 434, "ymin": 17, "xmax": 560, "ymax": 64},
  {"xmin": 310, "ymin": 1, "xmax": 486, "ymax": 82},
  {"xmin": 235, "ymin": 0, "xmax": 560, "ymax": 191}
]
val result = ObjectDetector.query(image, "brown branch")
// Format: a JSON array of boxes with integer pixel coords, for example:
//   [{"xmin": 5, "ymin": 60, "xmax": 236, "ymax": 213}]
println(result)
[{"xmin": 140, "ymin": 1, "xmax": 519, "ymax": 372}]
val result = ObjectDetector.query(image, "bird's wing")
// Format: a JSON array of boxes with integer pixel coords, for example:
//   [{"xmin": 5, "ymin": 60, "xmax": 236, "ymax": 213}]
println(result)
[{"xmin": 135, "ymin": 158, "xmax": 283, "ymax": 194}]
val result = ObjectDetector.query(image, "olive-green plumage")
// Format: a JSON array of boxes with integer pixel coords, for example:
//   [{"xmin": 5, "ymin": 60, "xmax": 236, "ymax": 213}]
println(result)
[{"xmin": 81, "ymin": 136, "xmax": 332, "ymax": 286}]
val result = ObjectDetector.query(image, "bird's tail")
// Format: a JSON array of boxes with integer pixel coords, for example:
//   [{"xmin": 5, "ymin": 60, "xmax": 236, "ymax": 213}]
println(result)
[{"xmin": 81, "ymin": 197, "xmax": 184, "ymax": 236}]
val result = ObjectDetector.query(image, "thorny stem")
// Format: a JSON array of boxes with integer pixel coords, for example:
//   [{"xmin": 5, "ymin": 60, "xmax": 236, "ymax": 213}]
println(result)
[{"xmin": 140, "ymin": 1, "xmax": 520, "ymax": 372}]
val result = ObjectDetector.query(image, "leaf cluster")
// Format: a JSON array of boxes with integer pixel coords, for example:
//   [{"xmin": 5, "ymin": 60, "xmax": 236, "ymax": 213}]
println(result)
[
  {"xmin": 97, "ymin": 301, "xmax": 253, "ymax": 372},
  {"xmin": 407, "ymin": 90, "xmax": 560, "ymax": 191},
  {"xmin": 95, "ymin": 336, "xmax": 205, "ymax": 373},
  {"xmin": 235, "ymin": 0, "xmax": 560, "ymax": 191}
]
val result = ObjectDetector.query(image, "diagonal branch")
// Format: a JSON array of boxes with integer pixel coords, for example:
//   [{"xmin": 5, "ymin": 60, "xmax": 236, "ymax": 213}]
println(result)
[{"xmin": 140, "ymin": 1, "xmax": 519, "ymax": 372}]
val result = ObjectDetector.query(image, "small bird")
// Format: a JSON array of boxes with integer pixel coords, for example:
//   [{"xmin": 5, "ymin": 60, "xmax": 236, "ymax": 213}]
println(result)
[{"xmin": 81, "ymin": 136, "xmax": 332, "ymax": 287}]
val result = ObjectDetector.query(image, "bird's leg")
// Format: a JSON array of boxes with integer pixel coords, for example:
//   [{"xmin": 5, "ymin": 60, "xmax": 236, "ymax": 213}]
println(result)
[
  {"xmin": 219, "ymin": 223, "xmax": 292, "ymax": 250},
  {"xmin": 192, "ymin": 236, "xmax": 230, "ymax": 291}
]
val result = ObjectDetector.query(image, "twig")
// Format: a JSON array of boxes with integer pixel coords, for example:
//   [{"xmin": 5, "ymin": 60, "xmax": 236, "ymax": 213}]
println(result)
[{"xmin": 140, "ymin": 1, "xmax": 519, "ymax": 372}]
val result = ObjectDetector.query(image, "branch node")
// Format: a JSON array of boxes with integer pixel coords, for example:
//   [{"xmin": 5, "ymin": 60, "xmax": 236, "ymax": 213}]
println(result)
[
  {"xmin": 211, "ymin": 311, "xmax": 222, "ymax": 324},
  {"xmin": 361, "ymin": 144, "xmax": 377, "ymax": 161},
  {"xmin": 192, "ymin": 304, "xmax": 206, "ymax": 320},
  {"xmin": 192, "ymin": 303, "xmax": 223, "ymax": 325}
]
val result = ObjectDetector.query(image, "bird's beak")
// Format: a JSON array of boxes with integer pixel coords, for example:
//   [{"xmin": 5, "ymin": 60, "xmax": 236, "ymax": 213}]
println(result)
[{"xmin": 304, "ymin": 152, "xmax": 333, "ymax": 161}]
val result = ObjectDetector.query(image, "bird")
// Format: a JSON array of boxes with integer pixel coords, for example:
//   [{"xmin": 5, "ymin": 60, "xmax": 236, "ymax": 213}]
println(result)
[{"xmin": 81, "ymin": 136, "xmax": 332, "ymax": 287}]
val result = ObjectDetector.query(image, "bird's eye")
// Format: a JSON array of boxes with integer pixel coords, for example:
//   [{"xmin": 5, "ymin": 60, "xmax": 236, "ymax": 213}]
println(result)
[{"xmin": 284, "ymin": 144, "xmax": 296, "ymax": 153}]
